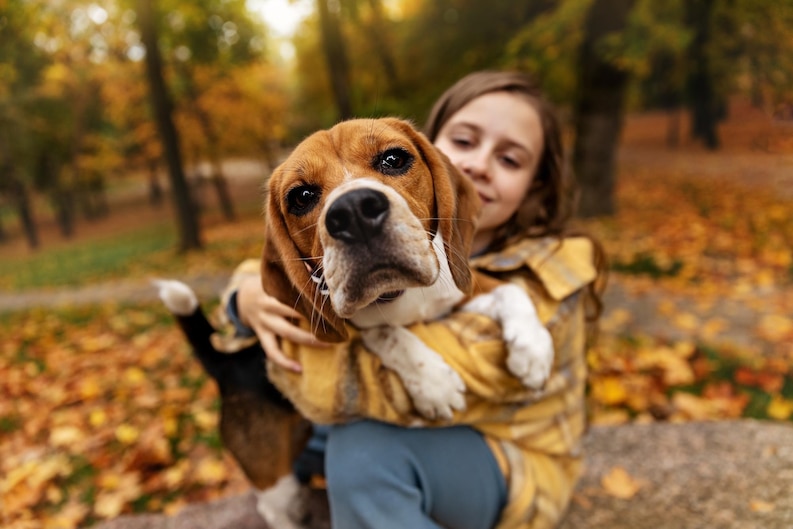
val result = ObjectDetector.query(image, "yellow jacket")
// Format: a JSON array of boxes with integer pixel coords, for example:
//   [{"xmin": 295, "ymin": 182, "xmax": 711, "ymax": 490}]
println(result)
[{"xmin": 219, "ymin": 236, "xmax": 597, "ymax": 529}]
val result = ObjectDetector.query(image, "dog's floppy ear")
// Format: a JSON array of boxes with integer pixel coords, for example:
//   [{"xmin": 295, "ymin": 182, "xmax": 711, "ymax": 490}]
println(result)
[
  {"xmin": 261, "ymin": 169, "xmax": 349, "ymax": 343},
  {"xmin": 390, "ymin": 119, "xmax": 479, "ymax": 295}
]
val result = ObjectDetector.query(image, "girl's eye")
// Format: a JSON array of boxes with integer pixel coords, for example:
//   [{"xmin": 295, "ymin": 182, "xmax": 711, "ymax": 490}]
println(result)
[
  {"xmin": 501, "ymin": 156, "xmax": 520, "ymax": 168},
  {"xmin": 452, "ymin": 137, "xmax": 473, "ymax": 147}
]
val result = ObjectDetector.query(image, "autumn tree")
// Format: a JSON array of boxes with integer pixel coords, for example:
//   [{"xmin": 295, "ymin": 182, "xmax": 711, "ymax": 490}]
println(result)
[
  {"xmin": 0, "ymin": 0, "xmax": 48, "ymax": 248},
  {"xmin": 685, "ymin": 0, "xmax": 722, "ymax": 150},
  {"xmin": 344, "ymin": 0, "xmax": 404, "ymax": 100},
  {"xmin": 572, "ymin": 0, "xmax": 636, "ymax": 218},
  {"xmin": 317, "ymin": 0, "xmax": 353, "ymax": 121},
  {"xmin": 158, "ymin": 0, "xmax": 270, "ymax": 221},
  {"xmin": 138, "ymin": 0, "xmax": 202, "ymax": 251}
]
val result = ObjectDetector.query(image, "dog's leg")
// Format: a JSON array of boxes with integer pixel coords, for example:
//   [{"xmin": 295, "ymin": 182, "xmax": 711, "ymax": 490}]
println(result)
[
  {"xmin": 155, "ymin": 279, "xmax": 312, "ymax": 509},
  {"xmin": 360, "ymin": 327, "xmax": 466, "ymax": 420},
  {"xmin": 255, "ymin": 474, "xmax": 305, "ymax": 529},
  {"xmin": 462, "ymin": 284, "xmax": 554, "ymax": 389}
]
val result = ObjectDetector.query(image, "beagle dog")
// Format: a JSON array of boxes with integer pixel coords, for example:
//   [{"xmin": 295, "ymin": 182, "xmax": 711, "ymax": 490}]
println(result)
[
  {"xmin": 261, "ymin": 117, "xmax": 553, "ymax": 419},
  {"xmin": 156, "ymin": 118, "xmax": 552, "ymax": 525}
]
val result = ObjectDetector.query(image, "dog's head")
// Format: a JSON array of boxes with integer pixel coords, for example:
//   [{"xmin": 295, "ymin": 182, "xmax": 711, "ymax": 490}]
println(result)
[{"xmin": 261, "ymin": 118, "xmax": 479, "ymax": 342}]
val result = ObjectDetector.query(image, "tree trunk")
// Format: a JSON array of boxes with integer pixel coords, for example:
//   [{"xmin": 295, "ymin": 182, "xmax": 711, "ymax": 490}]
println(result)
[
  {"xmin": 138, "ymin": 0, "xmax": 202, "ymax": 252},
  {"xmin": 317, "ymin": 0, "xmax": 353, "ymax": 121},
  {"xmin": 7, "ymin": 174, "xmax": 39, "ymax": 250},
  {"xmin": 572, "ymin": 0, "xmax": 636, "ymax": 218},
  {"xmin": 361, "ymin": 0, "xmax": 402, "ymax": 97},
  {"xmin": 177, "ymin": 63, "xmax": 236, "ymax": 221},
  {"xmin": 51, "ymin": 185, "xmax": 75, "ymax": 238},
  {"xmin": 148, "ymin": 159, "xmax": 164, "ymax": 206},
  {"xmin": 666, "ymin": 108, "xmax": 681, "ymax": 148},
  {"xmin": 685, "ymin": 0, "xmax": 720, "ymax": 150}
]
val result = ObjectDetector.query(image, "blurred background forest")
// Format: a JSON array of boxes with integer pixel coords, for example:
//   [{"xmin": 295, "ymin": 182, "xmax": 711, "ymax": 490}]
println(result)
[
  {"xmin": 2, "ymin": 1, "xmax": 793, "ymax": 527},
  {"xmin": 1, "ymin": 0, "xmax": 792, "ymax": 256}
]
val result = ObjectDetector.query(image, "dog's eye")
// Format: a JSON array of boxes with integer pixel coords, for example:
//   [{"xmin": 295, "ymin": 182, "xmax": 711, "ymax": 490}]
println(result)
[
  {"xmin": 374, "ymin": 148, "xmax": 413, "ymax": 176},
  {"xmin": 287, "ymin": 185, "xmax": 321, "ymax": 216}
]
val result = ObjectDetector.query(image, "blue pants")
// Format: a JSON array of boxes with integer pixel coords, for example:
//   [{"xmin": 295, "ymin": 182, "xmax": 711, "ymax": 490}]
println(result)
[{"xmin": 325, "ymin": 420, "xmax": 507, "ymax": 529}]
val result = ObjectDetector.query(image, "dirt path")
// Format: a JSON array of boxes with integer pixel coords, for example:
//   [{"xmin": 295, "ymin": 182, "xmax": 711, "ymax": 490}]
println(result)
[
  {"xmin": 1, "ymin": 271, "xmax": 783, "ymax": 360},
  {"xmin": 0, "ymin": 273, "xmax": 231, "ymax": 313}
]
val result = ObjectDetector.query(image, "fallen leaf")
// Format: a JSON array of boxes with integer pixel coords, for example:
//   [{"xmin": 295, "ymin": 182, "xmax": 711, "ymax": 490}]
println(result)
[
  {"xmin": 601, "ymin": 466, "xmax": 642, "ymax": 499},
  {"xmin": 193, "ymin": 458, "xmax": 228, "ymax": 486},
  {"xmin": 115, "ymin": 424, "xmax": 140, "ymax": 445},
  {"xmin": 756, "ymin": 314, "xmax": 793, "ymax": 342},
  {"xmin": 673, "ymin": 312, "xmax": 699, "ymax": 332},
  {"xmin": 749, "ymin": 499, "xmax": 775, "ymax": 513},
  {"xmin": 93, "ymin": 490, "xmax": 128, "ymax": 519},
  {"xmin": 590, "ymin": 376, "xmax": 628, "ymax": 406},
  {"xmin": 43, "ymin": 501, "xmax": 89, "ymax": 528},
  {"xmin": 766, "ymin": 396, "xmax": 793, "ymax": 420}
]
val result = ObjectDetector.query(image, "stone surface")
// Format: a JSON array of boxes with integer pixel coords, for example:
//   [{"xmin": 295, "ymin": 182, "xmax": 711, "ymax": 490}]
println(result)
[
  {"xmin": 560, "ymin": 420, "xmax": 793, "ymax": 529},
  {"xmin": 90, "ymin": 420, "xmax": 793, "ymax": 529}
]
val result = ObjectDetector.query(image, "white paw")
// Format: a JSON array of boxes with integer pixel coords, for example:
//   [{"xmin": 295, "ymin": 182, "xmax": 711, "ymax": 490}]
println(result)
[
  {"xmin": 361, "ymin": 326, "xmax": 467, "ymax": 421},
  {"xmin": 461, "ymin": 292, "xmax": 496, "ymax": 314},
  {"xmin": 255, "ymin": 475, "xmax": 304, "ymax": 529},
  {"xmin": 464, "ymin": 285, "xmax": 554, "ymax": 390},
  {"xmin": 404, "ymin": 355, "xmax": 467, "ymax": 420},
  {"xmin": 504, "ymin": 321, "xmax": 554, "ymax": 389},
  {"xmin": 153, "ymin": 279, "xmax": 198, "ymax": 316}
]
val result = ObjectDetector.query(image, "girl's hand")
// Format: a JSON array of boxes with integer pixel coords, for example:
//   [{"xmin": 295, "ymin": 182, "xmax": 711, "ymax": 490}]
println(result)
[{"xmin": 236, "ymin": 274, "xmax": 330, "ymax": 372}]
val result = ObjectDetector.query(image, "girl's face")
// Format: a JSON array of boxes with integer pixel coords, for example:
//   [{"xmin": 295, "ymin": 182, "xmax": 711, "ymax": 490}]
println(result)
[{"xmin": 433, "ymin": 91, "xmax": 544, "ymax": 254}]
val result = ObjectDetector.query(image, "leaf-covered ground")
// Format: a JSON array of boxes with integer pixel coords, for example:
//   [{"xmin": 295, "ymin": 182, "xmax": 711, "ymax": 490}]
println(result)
[
  {"xmin": 582, "ymin": 106, "xmax": 793, "ymax": 425},
  {"xmin": 0, "ymin": 305, "xmax": 251, "ymax": 528},
  {"xmin": 2, "ymin": 105, "xmax": 793, "ymax": 527}
]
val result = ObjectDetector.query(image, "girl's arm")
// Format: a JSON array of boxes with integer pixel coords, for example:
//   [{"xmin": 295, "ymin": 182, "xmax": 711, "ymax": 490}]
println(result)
[
  {"xmin": 218, "ymin": 259, "xmax": 330, "ymax": 372},
  {"xmin": 218, "ymin": 237, "xmax": 597, "ymax": 428},
  {"xmin": 267, "ymin": 281, "xmax": 589, "ymax": 429}
]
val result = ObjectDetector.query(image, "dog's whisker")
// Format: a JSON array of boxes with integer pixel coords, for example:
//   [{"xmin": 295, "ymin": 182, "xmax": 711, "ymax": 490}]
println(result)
[
  {"xmin": 293, "ymin": 222, "xmax": 320, "ymax": 237},
  {"xmin": 274, "ymin": 255, "xmax": 324, "ymax": 264}
]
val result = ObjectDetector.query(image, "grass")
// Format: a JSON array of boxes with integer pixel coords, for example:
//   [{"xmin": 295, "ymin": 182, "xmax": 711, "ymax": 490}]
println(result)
[{"xmin": 0, "ymin": 221, "xmax": 176, "ymax": 290}]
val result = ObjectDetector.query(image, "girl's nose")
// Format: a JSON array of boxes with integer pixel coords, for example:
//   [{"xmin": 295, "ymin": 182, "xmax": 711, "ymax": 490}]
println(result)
[{"xmin": 460, "ymin": 151, "xmax": 490, "ymax": 181}]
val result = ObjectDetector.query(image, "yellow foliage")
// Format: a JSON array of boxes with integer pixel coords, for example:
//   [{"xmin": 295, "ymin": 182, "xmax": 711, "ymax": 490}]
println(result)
[{"xmin": 766, "ymin": 396, "xmax": 793, "ymax": 420}]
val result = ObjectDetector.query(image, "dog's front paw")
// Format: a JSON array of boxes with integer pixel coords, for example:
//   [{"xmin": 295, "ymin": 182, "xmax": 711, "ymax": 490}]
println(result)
[
  {"xmin": 465, "ymin": 285, "xmax": 555, "ymax": 390},
  {"xmin": 404, "ymin": 356, "xmax": 467, "ymax": 420},
  {"xmin": 361, "ymin": 326, "xmax": 467, "ymax": 421},
  {"xmin": 504, "ymin": 321, "xmax": 554, "ymax": 389}
]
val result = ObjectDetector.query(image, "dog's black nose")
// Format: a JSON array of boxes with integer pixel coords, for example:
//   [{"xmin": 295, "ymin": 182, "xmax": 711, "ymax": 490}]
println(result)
[{"xmin": 326, "ymin": 188, "xmax": 389, "ymax": 243}]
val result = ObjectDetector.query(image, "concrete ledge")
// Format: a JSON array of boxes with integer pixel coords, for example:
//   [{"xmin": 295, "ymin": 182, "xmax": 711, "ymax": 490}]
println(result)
[
  {"xmin": 90, "ymin": 492, "xmax": 267, "ymax": 529},
  {"xmin": 560, "ymin": 420, "xmax": 793, "ymax": 529}
]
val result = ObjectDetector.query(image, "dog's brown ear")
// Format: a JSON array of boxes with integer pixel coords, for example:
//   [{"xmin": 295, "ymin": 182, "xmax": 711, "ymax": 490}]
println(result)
[
  {"xmin": 390, "ymin": 119, "xmax": 479, "ymax": 295},
  {"xmin": 261, "ymin": 172, "xmax": 349, "ymax": 343}
]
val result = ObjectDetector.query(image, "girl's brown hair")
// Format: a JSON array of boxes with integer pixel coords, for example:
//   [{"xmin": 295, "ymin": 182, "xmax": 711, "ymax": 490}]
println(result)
[{"xmin": 425, "ymin": 70, "xmax": 607, "ymax": 323}]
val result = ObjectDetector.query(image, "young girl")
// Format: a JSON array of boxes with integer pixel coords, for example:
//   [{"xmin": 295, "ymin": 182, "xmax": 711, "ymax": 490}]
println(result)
[{"xmin": 226, "ymin": 71, "xmax": 606, "ymax": 529}]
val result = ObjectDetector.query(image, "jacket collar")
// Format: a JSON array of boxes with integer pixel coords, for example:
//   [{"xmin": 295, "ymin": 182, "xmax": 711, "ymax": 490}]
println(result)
[{"xmin": 470, "ymin": 237, "xmax": 597, "ymax": 300}]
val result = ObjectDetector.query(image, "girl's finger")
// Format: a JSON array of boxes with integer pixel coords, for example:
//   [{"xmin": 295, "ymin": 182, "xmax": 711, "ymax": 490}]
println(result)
[{"xmin": 258, "ymin": 330, "xmax": 302, "ymax": 372}]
